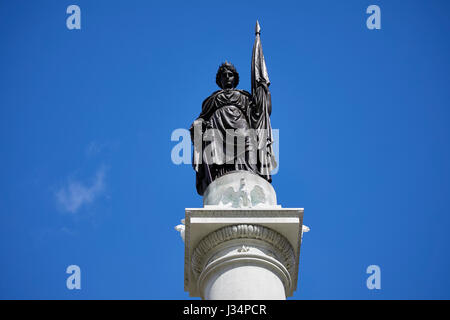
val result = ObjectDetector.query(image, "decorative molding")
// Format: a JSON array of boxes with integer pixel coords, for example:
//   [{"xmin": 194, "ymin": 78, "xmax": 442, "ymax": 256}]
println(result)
[
  {"xmin": 237, "ymin": 245, "xmax": 250, "ymax": 253},
  {"xmin": 218, "ymin": 178, "xmax": 267, "ymax": 208},
  {"xmin": 191, "ymin": 224, "xmax": 295, "ymax": 279}
]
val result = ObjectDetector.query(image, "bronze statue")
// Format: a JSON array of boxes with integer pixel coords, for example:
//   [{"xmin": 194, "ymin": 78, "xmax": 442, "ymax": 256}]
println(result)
[{"xmin": 190, "ymin": 21, "xmax": 276, "ymax": 195}]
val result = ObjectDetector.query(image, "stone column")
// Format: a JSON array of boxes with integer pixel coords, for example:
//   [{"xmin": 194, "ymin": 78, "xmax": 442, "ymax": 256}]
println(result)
[
  {"xmin": 193, "ymin": 224, "xmax": 294, "ymax": 300},
  {"xmin": 179, "ymin": 172, "xmax": 306, "ymax": 300}
]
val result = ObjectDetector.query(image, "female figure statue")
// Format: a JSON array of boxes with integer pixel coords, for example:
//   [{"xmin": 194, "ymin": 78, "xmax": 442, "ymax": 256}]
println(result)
[{"xmin": 191, "ymin": 24, "xmax": 276, "ymax": 195}]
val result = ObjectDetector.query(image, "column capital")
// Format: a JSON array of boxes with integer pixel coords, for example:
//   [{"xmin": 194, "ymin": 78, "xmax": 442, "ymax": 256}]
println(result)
[
  {"xmin": 193, "ymin": 224, "xmax": 296, "ymax": 298},
  {"xmin": 183, "ymin": 208, "xmax": 304, "ymax": 298}
]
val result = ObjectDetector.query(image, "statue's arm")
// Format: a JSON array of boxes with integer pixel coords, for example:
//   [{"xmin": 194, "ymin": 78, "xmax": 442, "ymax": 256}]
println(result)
[
  {"xmin": 194, "ymin": 91, "xmax": 220, "ymax": 122},
  {"xmin": 190, "ymin": 91, "xmax": 219, "ymax": 141}
]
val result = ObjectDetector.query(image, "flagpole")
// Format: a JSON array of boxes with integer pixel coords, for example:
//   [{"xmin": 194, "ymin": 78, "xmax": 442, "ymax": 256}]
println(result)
[
  {"xmin": 251, "ymin": 20, "xmax": 270, "ymax": 96},
  {"xmin": 251, "ymin": 20, "xmax": 260, "ymax": 97}
]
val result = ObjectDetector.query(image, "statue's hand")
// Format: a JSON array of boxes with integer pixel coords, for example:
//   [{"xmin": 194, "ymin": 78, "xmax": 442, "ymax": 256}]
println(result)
[
  {"xmin": 257, "ymin": 79, "xmax": 269, "ymax": 93},
  {"xmin": 205, "ymin": 119, "xmax": 213, "ymax": 130}
]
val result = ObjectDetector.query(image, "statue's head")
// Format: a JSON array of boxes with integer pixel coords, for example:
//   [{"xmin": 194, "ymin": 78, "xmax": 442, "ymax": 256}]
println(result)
[{"xmin": 216, "ymin": 62, "xmax": 239, "ymax": 89}]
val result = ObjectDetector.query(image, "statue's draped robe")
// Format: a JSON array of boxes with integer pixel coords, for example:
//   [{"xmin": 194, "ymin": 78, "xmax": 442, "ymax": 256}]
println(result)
[{"xmin": 191, "ymin": 84, "xmax": 276, "ymax": 195}]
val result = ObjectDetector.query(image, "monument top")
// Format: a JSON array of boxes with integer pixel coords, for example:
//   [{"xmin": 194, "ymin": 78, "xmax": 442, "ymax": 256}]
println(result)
[{"xmin": 190, "ymin": 21, "xmax": 276, "ymax": 196}]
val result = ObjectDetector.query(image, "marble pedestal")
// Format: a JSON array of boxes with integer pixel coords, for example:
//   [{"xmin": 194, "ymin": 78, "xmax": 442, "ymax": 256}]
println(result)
[{"xmin": 178, "ymin": 172, "xmax": 306, "ymax": 300}]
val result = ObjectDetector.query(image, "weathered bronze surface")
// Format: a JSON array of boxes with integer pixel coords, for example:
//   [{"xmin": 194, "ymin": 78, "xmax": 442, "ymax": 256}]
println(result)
[{"xmin": 191, "ymin": 21, "xmax": 276, "ymax": 195}]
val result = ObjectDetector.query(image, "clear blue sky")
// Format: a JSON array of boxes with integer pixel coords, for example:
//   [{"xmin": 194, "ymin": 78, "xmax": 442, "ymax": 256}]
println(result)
[{"xmin": 1, "ymin": 0, "xmax": 449, "ymax": 299}]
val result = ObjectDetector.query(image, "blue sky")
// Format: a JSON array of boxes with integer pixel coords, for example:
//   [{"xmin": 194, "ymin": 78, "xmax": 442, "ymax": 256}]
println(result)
[{"xmin": 1, "ymin": 0, "xmax": 450, "ymax": 299}]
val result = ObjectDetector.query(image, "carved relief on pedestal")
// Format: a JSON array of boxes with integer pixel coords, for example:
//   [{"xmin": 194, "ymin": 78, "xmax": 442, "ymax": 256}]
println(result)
[
  {"xmin": 203, "ymin": 171, "xmax": 279, "ymax": 208},
  {"xmin": 237, "ymin": 245, "xmax": 250, "ymax": 253}
]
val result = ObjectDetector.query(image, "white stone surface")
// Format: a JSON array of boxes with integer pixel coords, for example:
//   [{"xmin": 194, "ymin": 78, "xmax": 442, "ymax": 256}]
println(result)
[
  {"xmin": 203, "ymin": 262, "xmax": 286, "ymax": 300},
  {"xmin": 302, "ymin": 225, "xmax": 310, "ymax": 239},
  {"xmin": 174, "ymin": 219, "xmax": 185, "ymax": 242},
  {"xmin": 203, "ymin": 171, "xmax": 279, "ymax": 208},
  {"xmin": 179, "ymin": 171, "xmax": 307, "ymax": 299},
  {"xmin": 183, "ymin": 208, "xmax": 304, "ymax": 299}
]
